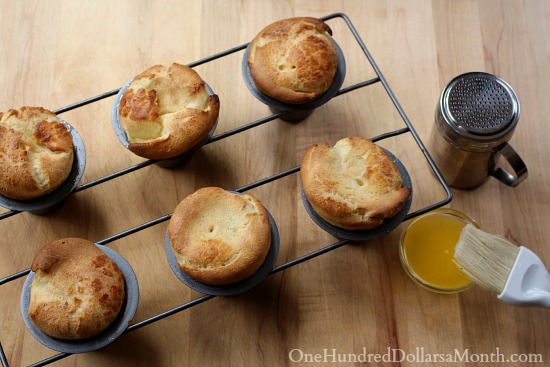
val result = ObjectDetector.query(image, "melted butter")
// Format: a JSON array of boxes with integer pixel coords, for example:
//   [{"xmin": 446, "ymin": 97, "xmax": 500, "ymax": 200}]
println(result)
[{"xmin": 402, "ymin": 213, "xmax": 472, "ymax": 291}]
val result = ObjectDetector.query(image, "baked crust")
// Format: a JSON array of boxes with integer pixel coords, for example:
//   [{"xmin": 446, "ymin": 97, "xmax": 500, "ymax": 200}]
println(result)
[
  {"xmin": 300, "ymin": 137, "xmax": 411, "ymax": 230},
  {"xmin": 118, "ymin": 63, "xmax": 220, "ymax": 159},
  {"xmin": 168, "ymin": 187, "xmax": 271, "ymax": 285},
  {"xmin": 0, "ymin": 107, "xmax": 74, "ymax": 200},
  {"xmin": 28, "ymin": 238, "xmax": 125, "ymax": 340},
  {"xmin": 247, "ymin": 17, "xmax": 338, "ymax": 104}
]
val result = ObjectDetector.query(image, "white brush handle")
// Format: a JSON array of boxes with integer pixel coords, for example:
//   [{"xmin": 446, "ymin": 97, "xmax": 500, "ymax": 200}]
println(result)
[{"xmin": 498, "ymin": 247, "xmax": 550, "ymax": 308}]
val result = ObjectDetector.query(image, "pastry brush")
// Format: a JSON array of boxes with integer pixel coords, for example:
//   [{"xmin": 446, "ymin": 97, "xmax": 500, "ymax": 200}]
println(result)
[{"xmin": 454, "ymin": 224, "xmax": 550, "ymax": 308}]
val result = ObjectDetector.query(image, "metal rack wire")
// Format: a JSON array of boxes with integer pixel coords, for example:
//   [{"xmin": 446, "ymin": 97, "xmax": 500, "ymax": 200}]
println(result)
[{"xmin": 0, "ymin": 13, "xmax": 452, "ymax": 367}]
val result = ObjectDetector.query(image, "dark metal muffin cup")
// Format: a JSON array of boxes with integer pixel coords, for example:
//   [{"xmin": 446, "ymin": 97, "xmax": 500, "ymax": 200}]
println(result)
[
  {"xmin": 301, "ymin": 148, "xmax": 413, "ymax": 241},
  {"xmin": 20, "ymin": 245, "xmax": 139, "ymax": 354},
  {"xmin": 164, "ymin": 193, "xmax": 280, "ymax": 296},
  {"xmin": 242, "ymin": 38, "xmax": 346, "ymax": 122},
  {"xmin": 111, "ymin": 78, "xmax": 219, "ymax": 168},
  {"xmin": 0, "ymin": 119, "xmax": 86, "ymax": 215}
]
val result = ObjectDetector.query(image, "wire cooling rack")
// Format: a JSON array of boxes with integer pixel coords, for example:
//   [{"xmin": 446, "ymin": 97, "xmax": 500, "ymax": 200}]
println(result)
[{"xmin": 0, "ymin": 13, "xmax": 452, "ymax": 367}]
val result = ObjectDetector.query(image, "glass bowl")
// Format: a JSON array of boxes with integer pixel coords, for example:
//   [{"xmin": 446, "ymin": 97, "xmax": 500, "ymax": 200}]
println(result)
[{"xmin": 399, "ymin": 208, "xmax": 479, "ymax": 294}]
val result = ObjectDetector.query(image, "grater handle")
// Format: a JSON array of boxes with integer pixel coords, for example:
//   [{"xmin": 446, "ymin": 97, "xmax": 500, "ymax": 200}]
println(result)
[{"xmin": 490, "ymin": 142, "xmax": 528, "ymax": 187}]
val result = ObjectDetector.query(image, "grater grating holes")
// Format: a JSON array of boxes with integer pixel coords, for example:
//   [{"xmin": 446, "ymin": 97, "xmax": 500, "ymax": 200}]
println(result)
[{"xmin": 448, "ymin": 77, "xmax": 514, "ymax": 133}]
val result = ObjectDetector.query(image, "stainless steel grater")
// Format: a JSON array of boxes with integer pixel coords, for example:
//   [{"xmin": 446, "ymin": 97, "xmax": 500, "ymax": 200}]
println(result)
[{"xmin": 429, "ymin": 72, "xmax": 527, "ymax": 189}]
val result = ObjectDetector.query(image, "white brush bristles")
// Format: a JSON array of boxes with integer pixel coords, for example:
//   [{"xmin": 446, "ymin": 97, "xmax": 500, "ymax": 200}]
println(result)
[{"xmin": 454, "ymin": 224, "xmax": 520, "ymax": 295}]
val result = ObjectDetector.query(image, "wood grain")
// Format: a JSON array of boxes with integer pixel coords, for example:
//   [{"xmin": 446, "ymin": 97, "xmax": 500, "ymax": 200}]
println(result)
[{"xmin": 1, "ymin": 1, "xmax": 549, "ymax": 366}]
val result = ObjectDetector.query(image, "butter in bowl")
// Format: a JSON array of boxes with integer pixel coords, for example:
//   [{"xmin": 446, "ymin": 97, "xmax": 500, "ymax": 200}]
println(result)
[{"xmin": 399, "ymin": 208, "xmax": 478, "ymax": 294}]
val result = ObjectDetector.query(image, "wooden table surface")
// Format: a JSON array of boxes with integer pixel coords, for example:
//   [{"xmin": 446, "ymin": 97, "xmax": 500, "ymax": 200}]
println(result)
[{"xmin": 1, "ymin": 1, "xmax": 549, "ymax": 366}]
